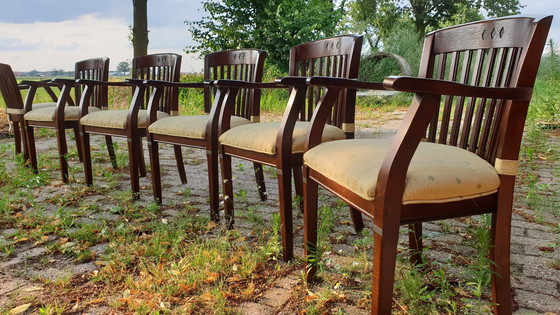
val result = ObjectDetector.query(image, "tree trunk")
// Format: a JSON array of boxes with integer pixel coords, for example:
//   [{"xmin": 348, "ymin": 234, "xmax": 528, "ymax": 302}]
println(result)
[{"xmin": 132, "ymin": 0, "xmax": 149, "ymax": 57}]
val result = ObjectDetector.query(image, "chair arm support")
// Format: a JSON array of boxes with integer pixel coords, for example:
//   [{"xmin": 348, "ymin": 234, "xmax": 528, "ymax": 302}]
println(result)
[
  {"xmin": 307, "ymin": 76, "xmax": 385, "ymax": 90},
  {"xmin": 383, "ymin": 76, "xmax": 533, "ymax": 101}
]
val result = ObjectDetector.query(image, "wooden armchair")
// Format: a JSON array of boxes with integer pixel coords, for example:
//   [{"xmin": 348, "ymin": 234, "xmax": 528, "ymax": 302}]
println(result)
[
  {"xmin": 17, "ymin": 57, "xmax": 109, "ymax": 182},
  {"xmin": 215, "ymin": 35, "xmax": 363, "ymax": 261},
  {"xmin": 0, "ymin": 61, "xmax": 94, "ymax": 157},
  {"xmin": 302, "ymin": 15, "xmax": 552, "ymax": 314},
  {"xmin": 78, "ymin": 53, "xmax": 181, "ymax": 198},
  {"xmin": 145, "ymin": 49, "xmax": 267, "ymax": 221}
]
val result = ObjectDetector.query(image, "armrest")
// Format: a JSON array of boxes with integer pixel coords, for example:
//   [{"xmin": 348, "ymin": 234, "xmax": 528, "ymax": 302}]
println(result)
[
  {"xmin": 143, "ymin": 80, "xmax": 205, "ymax": 89},
  {"xmin": 76, "ymin": 79, "xmax": 131, "ymax": 87},
  {"xmin": 213, "ymin": 79, "xmax": 284, "ymax": 89},
  {"xmin": 307, "ymin": 76, "xmax": 385, "ymax": 90},
  {"xmin": 383, "ymin": 76, "xmax": 532, "ymax": 101},
  {"xmin": 51, "ymin": 78, "xmax": 76, "ymax": 85},
  {"xmin": 20, "ymin": 80, "xmax": 61, "ymax": 88}
]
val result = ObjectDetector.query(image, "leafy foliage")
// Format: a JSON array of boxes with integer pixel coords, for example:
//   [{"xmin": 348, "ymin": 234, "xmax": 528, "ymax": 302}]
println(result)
[
  {"xmin": 347, "ymin": 0, "xmax": 522, "ymax": 48},
  {"xmin": 185, "ymin": 0, "xmax": 345, "ymax": 71}
]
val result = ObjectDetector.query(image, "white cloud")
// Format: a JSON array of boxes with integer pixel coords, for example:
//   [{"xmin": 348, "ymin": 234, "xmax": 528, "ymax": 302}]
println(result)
[{"xmin": 0, "ymin": 14, "xmax": 130, "ymax": 71}]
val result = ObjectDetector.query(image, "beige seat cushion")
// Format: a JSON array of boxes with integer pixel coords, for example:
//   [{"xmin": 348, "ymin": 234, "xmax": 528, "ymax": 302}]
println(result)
[
  {"xmin": 219, "ymin": 121, "xmax": 347, "ymax": 155},
  {"xmin": 304, "ymin": 139, "xmax": 500, "ymax": 204},
  {"xmin": 24, "ymin": 106, "xmax": 100, "ymax": 122},
  {"xmin": 6, "ymin": 102, "xmax": 57, "ymax": 115},
  {"xmin": 80, "ymin": 109, "xmax": 170, "ymax": 129},
  {"xmin": 148, "ymin": 115, "xmax": 251, "ymax": 139}
]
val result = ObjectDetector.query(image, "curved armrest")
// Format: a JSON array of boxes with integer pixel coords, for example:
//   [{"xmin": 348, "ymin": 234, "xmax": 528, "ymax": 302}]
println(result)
[
  {"xmin": 20, "ymin": 80, "xmax": 61, "ymax": 88},
  {"xmin": 307, "ymin": 76, "xmax": 385, "ymax": 90},
  {"xmin": 383, "ymin": 76, "xmax": 532, "ymax": 101}
]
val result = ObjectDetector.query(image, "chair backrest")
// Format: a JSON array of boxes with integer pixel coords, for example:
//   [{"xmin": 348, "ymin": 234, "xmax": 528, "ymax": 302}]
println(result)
[
  {"xmin": 0, "ymin": 63, "xmax": 24, "ymax": 113},
  {"xmin": 132, "ymin": 53, "xmax": 182, "ymax": 114},
  {"xmin": 204, "ymin": 49, "xmax": 267, "ymax": 120},
  {"xmin": 289, "ymin": 35, "xmax": 363, "ymax": 134},
  {"xmin": 420, "ymin": 15, "xmax": 552, "ymax": 164},
  {"xmin": 74, "ymin": 57, "xmax": 109, "ymax": 109}
]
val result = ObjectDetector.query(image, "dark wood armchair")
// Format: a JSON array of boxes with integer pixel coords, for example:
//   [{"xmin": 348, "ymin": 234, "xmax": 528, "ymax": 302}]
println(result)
[
  {"xmin": 302, "ymin": 15, "xmax": 552, "ymax": 314},
  {"xmin": 214, "ymin": 35, "xmax": 363, "ymax": 261},
  {"xmin": 18, "ymin": 57, "xmax": 109, "ymax": 182},
  {"xmin": 0, "ymin": 64, "xmax": 61, "ymax": 156},
  {"xmin": 78, "ymin": 53, "xmax": 181, "ymax": 199},
  {"xmin": 145, "ymin": 49, "xmax": 267, "ymax": 221}
]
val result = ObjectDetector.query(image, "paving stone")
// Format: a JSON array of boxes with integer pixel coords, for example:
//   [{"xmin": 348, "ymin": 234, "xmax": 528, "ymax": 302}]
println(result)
[
  {"xmin": 239, "ymin": 302, "xmax": 274, "ymax": 314},
  {"xmin": 515, "ymin": 289, "xmax": 560, "ymax": 314}
]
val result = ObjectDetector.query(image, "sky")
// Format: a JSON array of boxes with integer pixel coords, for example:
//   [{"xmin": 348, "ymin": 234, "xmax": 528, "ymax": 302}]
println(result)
[{"xmin": 0, "ymin": 0, "xmax": 558, "ymax": 73}]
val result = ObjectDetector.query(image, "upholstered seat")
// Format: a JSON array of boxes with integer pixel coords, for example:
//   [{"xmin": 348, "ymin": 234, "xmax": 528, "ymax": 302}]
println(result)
[
  {"xmin": 6, "ymin": 102, "xmax": 56, "ymax": 115},
  {"xmin": 24, "ymin": 106, "xmax": 100, "ymax": 122},
  {"xmin": 219, "ymin": 121, "xmax": 346, "ymax": 155},
  {"xmin": 80, "ymin": 109, "xmax": 169, "ymax": 129},
  {"xmin": 149, "ymin": 115, "xmax": 251, "ymax": 139},
  {"xmin": 304, "ymin": 139, "xmax": 500, "ymax": 204}
]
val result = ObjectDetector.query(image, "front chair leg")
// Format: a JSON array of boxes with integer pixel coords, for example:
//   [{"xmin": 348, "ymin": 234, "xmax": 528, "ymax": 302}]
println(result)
[
  {"xmin": 207, "ymin": 150, "xmax": 220, "ymax": 222},
  {"xmin": 148, "ymin": 138, "xmax": 162, "ymax": 204},
  {"xmin": 24, "ymin": 124, "xmax": 38, "ymax": 173},
  {"xmin": 82, "ymin": 131, "xmax": 94, "ymax": 186},
  {"xmin": 73, "ymin": 127, "xmax": 83, "ymax": 162},
  {"xmin": 303, "ymin": 166, "xmax": 319, "ymax": 282},
  {"xmin": 220, "ymin": 151, "xmax": 234, "ymax": 228},
  {"xmin": 277, "ymin": 164, "xmax": 294, "ymax": 261},
  {"xmin": 138, "ymin": 139, "xmax": 146, "ymax": 177},
  {"xmin": 55, "ymin": 127, "xmax": 69, "ymax": 183},
  {"xmin": 127, "ymin": 136, "xmax": 141, "ymax": 200},
  {"xmin": 371, "ymin": 216, "xmax": 400, "ymax": 314}
]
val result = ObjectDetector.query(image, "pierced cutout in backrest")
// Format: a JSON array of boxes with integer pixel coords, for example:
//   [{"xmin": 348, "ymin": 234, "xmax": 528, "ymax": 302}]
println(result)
[
  {"xmin": 74, "ymin": 57, "xmax": 109, "ymax": 110},
  {"xmin": 289, "ymin": 35, "xmax": 363, "ymax": 130},
  {"xmin": 420, "ymin": 16, "xmax": 548, "ymax": 163},
  {"xmin": 132, "ymin": 53, "xmax": 182, "ymax": 114},
  {"xmin": 204, "ymin": 49, "xmax": 267, "ymax": 119}
]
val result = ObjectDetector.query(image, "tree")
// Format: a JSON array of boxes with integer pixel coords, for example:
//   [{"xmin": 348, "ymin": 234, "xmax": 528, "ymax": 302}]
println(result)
[
  {"xmin": 348, "ymin": 0, "xmax": 522, "ymax": 44},
  {"xmin": 116, "ymin": 61, "xmax": 131, "ymax": 73},
  {"xmin": 186, "ymin": 0, "xmax": 345, "ymax": 72},
  {"xmin": 132, "ymin": 0, "xmax": 149, "ymax": 57}
]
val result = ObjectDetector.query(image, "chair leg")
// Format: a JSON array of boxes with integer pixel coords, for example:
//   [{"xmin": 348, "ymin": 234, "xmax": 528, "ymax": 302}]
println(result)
[
  {"xmin": 490, "ymin": 187, "xmax": 514, "ymax": 314},
  {"xmin": 105, "ymin": 135, "xmax": 118, "ymax": 169},
  {"xmin": 73, "ymin": 127, "xmax": 83, "ymax": 162},
  {"xmin": 371, "ymin": 215, "xmax": 400, "ymax": 314},
  {"xmin": 220, "ymin": 151, "xmax": 234, "ymax": 228},
  {"xmin": 408, "ymin": 223, "xmax": 423, "ymax": 265},
  {"xmin": 174, "ymin": 145, "xmax": 188, "ymax": 184},
  {"xmin": 207, "ymin": 150, "xmax": 220, "ymax": 222},
  {"xmin": 24, "ymin": 124, "xmax": 38, "ymax": 173},
  {"xmin": 277, "ymin": 163, "xmax": 294, "ymax": 261},
  {"xmin": 253, "ymin": 163, "xmax": 267, "ymax": 201},
  {"xmin": 350, "ymin": 206, "xmax": 364, "ymax": 233},
  {"xmin": 293, "ymin": 165, "xmax": 304, "ymax": 212},
  {"xmin": 303, "ymin": 166, "xmax": 319, "ymax": 282},
  {"xmin": 13, "ymin": 120, "xmax": 22, "ymax": 155},
  {"xmin": 82, "ymin": 131, "xmax": 94, "ymax": 186},
  {"xmin": 127, "ymin": 137, "xmax": 141, "ymax": 200},
  {"xmin": 148, "ymin": 138, "xmax": 162, "ymax": 204},
  {"xmin": 138, "ymin": 139, "xmax": 146, "ymax": 177},
  {"xmin": 55, "ymin": 127, "xmax": 69, "ymax": 183}
]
